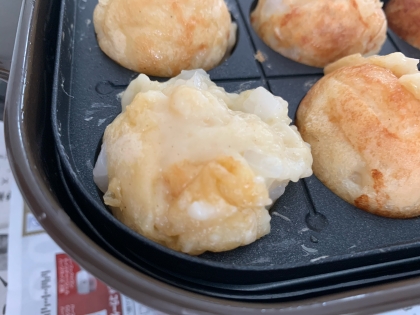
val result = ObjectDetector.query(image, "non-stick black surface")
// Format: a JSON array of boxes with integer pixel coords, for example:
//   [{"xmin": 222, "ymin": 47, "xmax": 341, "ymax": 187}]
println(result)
[{"xmin": 52, "ymin": 0, "xmax": 420, "ymax": 300}]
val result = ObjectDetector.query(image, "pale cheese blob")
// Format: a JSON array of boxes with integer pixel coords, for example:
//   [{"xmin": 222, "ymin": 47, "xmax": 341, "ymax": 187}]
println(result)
[{"xmin": 93, "ymin": 70, "xmax": 312, "ymax": 255}]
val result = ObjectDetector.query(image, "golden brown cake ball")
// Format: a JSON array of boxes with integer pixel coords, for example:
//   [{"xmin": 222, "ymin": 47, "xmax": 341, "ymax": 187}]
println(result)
[
  {"xmin": 296, "ymin": 53, "xmax": 420, "ymax": 218},
  {"xmin": 93, "ymin": 0, "xmax": 236, "ymax": 77},
  {"xmin": 251, "ymin": 0, "xmax": 387, "ymax": 68},
  {"xmin": 386, "ymin": 0, "xmax": 420, "ymax": 50}
]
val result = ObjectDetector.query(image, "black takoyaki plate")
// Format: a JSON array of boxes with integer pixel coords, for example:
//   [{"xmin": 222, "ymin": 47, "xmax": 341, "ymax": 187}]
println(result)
[{"xmin": 51, "ymin": 0, "xmax": 420, "ymax": 300}]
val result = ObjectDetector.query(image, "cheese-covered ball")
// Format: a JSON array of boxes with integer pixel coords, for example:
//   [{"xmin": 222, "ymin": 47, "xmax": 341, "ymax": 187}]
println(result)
[{"xmin": 93, "ymin": 70, "xmax": 313, "ymax": 255}]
